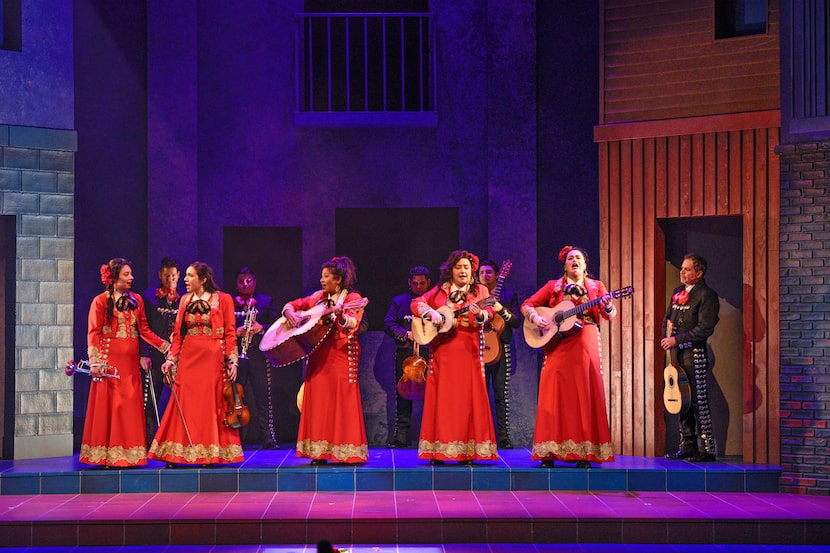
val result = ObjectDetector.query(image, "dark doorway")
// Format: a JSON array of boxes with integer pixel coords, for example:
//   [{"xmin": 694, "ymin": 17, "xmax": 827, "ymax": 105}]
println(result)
[
  {"xmin": 659, "ymin": 215, "xmax": 743, "ymax": 457},
  {"xmin": 1, "ymin": 215, "xmax": 15, "ymax": 459}
]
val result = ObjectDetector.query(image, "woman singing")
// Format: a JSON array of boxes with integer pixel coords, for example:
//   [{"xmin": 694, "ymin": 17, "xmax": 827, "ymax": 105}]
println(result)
[
  {"xmin": 282, "ymin": 256, "xmax": 368, "ymax": 465},
  {"xmin": 522, "ymin": 246, "xmax": 616, "ymax": 468},
  {"xmin": 411, "ymin": 249, "xmax": 498, "ymax": 465},
  {"xmin": 81, "ymin": 258, "xmax": 170, "ymax": 468},
  {"xmin": 149, "ymin": 261, "xmax": 244, "ymax": 467}
]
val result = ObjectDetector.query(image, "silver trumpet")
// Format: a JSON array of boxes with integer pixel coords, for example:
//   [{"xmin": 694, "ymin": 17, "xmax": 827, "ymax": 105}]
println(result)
[
  {"xmin": 65, "ymin": 359, "xmax": 120, "ymax": 382},
  {"xmin": 239, "ymin": 307, "xmax": 258, "ymax": 359}
]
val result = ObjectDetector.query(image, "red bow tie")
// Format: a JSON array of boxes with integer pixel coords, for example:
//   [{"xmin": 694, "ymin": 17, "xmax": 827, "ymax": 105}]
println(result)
[
  {"xmin": 156, "ymin": 288, "xmax": 179, "ymax": 303},
  {"xmin": 235, "ymin": 295, "xmax": 256, "ymax": 307},
  {"xmin": 672, "ymin": 290, "xmax": 689, "ymax": 306}
]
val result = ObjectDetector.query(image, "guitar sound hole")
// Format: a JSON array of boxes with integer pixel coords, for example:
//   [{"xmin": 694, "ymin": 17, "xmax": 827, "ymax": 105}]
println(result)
[{"xmin": 668, "ymin": 376, "xmax": 675, "ymax": 386}]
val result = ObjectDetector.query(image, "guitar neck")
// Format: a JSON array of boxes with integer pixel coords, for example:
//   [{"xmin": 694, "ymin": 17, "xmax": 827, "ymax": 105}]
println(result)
[{"xmin": 559, "ymin": 294, "xmax": 608, "ymax": 319}]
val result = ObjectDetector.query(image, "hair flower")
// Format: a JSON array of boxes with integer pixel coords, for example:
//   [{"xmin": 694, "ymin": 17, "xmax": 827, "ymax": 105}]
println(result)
[
  {"xmin": 558, "ymin": 246, "xmax": 574, "ymax": 263},
  {"xmin": 672, "ymin": 290, "xmax": 689, "ymax": 306},
  {"xmin": 100, "ymin": 264, "xmax": 113, "ymax": 285}
]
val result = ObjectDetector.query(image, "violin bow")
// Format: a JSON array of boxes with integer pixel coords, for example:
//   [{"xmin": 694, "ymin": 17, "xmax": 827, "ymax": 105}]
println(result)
[{"xmin": 166, "ymin": 372, "xmax": 194, "ymax": 447}]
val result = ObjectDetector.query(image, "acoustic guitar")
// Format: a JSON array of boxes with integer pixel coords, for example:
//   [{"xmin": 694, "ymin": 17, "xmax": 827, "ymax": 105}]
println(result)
[
  {"xmin": 523, "ymin": 286, "xmax": 634, "ymax": 350},
  {"xmin": 663, "ymin": 320, "xmax": 691, "ymax": 415},
  {"xmin": 260, "ymin": 297, "xmax": 368, "ymax": 367},
  {"xmin": 482, "ymin": 260, "xmax": 512, "ymax": 365},
  {"xmin": 411, "ymin": 295, "xmax": 496, "ymax": 346}
]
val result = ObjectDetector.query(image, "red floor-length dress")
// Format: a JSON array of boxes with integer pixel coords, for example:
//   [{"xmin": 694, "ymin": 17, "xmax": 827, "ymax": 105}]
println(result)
[
  {"xmin": 412, "ymin": 283, "xmax": 498, "ymax": 462},
  {"xmin": 523, "ymin": 277, "xmax": 615, "ymax": 463},
  {"xmin": 148, "ymin": 292, "xmax": 243, "ymax": 465},
  {"xmin": 291, "ymin": 290, "xmax": 368, "ymax": 463},
  {"xmin": 81, "ymin": 292, "xmax": 169, "ymax": 467}
]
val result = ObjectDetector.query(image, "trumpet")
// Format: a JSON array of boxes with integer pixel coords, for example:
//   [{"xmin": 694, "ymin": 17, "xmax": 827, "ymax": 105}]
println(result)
[
  {"xmin": 65, "ymin": 359, "xmax": 120, "ymax": 382},
  {"xmin": 239, "ymin": 307, "xmax": 258, "ymax": 359}
]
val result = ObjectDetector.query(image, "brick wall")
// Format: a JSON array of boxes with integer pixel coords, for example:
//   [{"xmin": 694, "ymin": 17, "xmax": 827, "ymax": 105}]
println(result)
[
  {"xmin": 778, "ymin": 140, "xmax": 830, "ymax": 495},
  {"xmin": 0, "ymin": 125, "xmax": 76, "ymax": 459}
]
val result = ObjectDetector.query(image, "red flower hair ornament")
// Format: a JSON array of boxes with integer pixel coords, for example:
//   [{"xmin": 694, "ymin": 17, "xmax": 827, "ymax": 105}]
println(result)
[
  {"xmin": 672, "ymin": 290, "xmax": 689, "ymax": 305},
  {"xmin": 558, "ymin": 246, "xmax": 575, "ymax": 263},
  {"xmin": 466, "ymin": 252, "xmax": 479, "ymax": 273},
  {"xmin": 100, "ymin": 264, "xmax": 113, "ymax": 285}
]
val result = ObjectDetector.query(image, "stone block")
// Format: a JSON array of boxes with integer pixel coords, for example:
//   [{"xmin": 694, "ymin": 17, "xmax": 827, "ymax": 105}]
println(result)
[
  {"xmin": 14, "ymin": 415, "xmax": 38, "ymax": 437},
  {"xmin": 57, "ymin": 216, "xmax": 74, "ymax": 237},
  {"xmin": 18, "ymin": 392, "xmax": 56, "ymax": 414},
  {"xmin": 40, "ymin": 236, "xmax": 73, "ymax": 259},
  {"xmin": 15, "ymin": 280, "xmax": 38, "ymax": 302},
  {"xmin": 38, "ymin": 325, "xmax": 72, "ymax": 347},
  {"xmin": 9, "ymin": 127, "xmax": 78, "ymax": 152},
  {"xmin": 3, "ymin": 147, "xmax": 39, "ymax": 170},
  {"xmin": 40, "ymin": 413, "xmax": 74, "ymax": 435},
  {"xmin": 20, "ymin": 258, "xmax": 58, "ymax": 280},
  {"xmin": 20, "ymin": 214, "xmax": 58, "ymax": 236},
  {"xmin": 0, "ymin": 168, "xmax": 21, "ymax": 190},
  {"xmin": 57, "ymin": 173, "xmax": 74, "ymax": 193},
  {"xmin": 56, "ymin": 390, "xmax": 74, "ymax": 412},
  {"xmin": 3, "ymin": 191, "xmax": 39, "ymax": 213},
  {"xmin": 16, "ymin": 236, "xmax": 40, "ymax": 258},
  {"xmin": 57, "ymin": 259, "xmax": 74, "ymax": 281},
  {"xmin": 40, "ymin": 282, "xmax": 73, "ymax": 303},
  {"xmin": 15, "ymin": 324, "xmax": 38, "ymax": 347},
  {"xmin": 14, "ymin": 369, "xmax": 38, "ymax": 392},
  {"xmin": 40, "ymin": 193, "xmax": 74, "ymax": 215},
  {"xmin": 56, "ymin": 303, "xmax": 74, "ymax": 325},
  {"xmin": 14, "ymin": 434, "xmax": 74, "ymax": 459},
  {"xmin": 40, "ymin": 367, "xmax": 70, "ymax": 391},
  {"xmin": 39, "ymin": 150, "xmax": 74, "ymax": 173},
  {"xmin": 20, "ymin": 347, "xmax": 56, "ymax": 370},
  {"xmin": 19, "ymin": 302, "xmax": 56, "ymax": 325},
  {"xmin": 21, "ymin": 170, "xmax": 57, "ymax": 193}
]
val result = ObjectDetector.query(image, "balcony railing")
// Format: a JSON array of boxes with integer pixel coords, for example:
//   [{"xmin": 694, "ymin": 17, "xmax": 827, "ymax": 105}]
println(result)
[{"xmin": 295, "ymin": 12, "xmax": 437, "ymax": 127}]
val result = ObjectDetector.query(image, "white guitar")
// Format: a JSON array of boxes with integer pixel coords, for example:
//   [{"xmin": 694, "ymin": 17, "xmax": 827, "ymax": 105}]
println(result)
[{"xmin": 411, "ymin": 296, "xmax": 496, "ymax": 346}]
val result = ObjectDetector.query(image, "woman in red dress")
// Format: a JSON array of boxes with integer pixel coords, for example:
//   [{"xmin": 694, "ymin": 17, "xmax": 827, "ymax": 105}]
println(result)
[
  {"xmin": 81, "ymin": 258, "xmax": 170, "ymax": 468},
  {"xmin": 149, "ymin": 261, "xmax": 244, "ymax": 467},
  {"xmin": 521, "ymin": 246, "xmax": 616, "ymax": 468},
  {"xmin": 411, "ymin": 249, "xmax": 497, "ymax": 465},
  {"xmin": 282, "ymin": 256, "xmax": 368, "ymax": 465}
]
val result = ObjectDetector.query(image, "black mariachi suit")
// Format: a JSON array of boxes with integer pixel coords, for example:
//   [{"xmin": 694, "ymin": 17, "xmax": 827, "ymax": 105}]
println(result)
[
  {"xmin": 484, "ymin": 287, "xmax": 521, "ymax": 447},
  {"xmin": 383, "ymin": 291, "xmax": 428, "ymax": 446},
  {"xmin": 142, "ymin": 287, "xmax": 180, "ymax": 443},
  {"xmin": 234, "ymin": 293, "xmax": 277, "ymax": 447},
  {"xmin": 662, "ymin": 278, "xmax": 720, "ymax": 457}
]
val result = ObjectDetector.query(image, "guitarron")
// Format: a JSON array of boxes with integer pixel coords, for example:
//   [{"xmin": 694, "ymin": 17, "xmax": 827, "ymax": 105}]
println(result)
[{"xmin": 482, "ymin": 260, "xmax": 512, "ymax": 364}]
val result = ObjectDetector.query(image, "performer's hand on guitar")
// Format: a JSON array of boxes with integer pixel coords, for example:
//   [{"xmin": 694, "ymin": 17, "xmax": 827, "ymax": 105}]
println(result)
[
  {"xmin": 530, "ymin": 312, "xmax": 550, "ymax": 329},
  {"xmin": 660, "ymin": 335, "xmax": 677, "ymax": 351},
  {"xmin": 424, "ymin": 309, "xmax": 444, "ymax": 327},
  {"xmin": 469, "ymin": 301, "xmax": 486, "ymax": 323},
  {"xmin": 283, "ymin": 307, "xmax": 301, "ymax": 329}
]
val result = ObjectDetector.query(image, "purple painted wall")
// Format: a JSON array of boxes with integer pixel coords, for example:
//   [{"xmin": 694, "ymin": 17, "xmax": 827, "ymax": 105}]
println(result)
[{"xmin": 0, "ymin": 1, "xmax": 74, "ymax": 129}]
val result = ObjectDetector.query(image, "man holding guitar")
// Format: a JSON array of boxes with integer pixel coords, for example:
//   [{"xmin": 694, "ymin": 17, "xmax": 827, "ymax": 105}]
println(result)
[
  {"xmin": 479, "ymin": 259, "xmax": 521, "ymax": 449},
  {"xmin": 661, "ymin": 253, "xmax": 720, "ymax": 462},
  {"xmin": 521, "ymin": 246, "xmax": 618, "ymax": 469}
]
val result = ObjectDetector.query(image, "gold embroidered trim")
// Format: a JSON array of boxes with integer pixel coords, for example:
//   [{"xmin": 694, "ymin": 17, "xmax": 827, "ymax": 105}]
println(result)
[
  {"xmin": 418, "ymin": 439, "xmax": 497, "ymax": 459},
  {"xmin": 150, "ymin": 439, "xmax": 243, "ymax": 463},
  {"xmin": 296, "ymin": 439, "xmax": 368, "ymax": 462},
  {"xmin": 531, "ymin": 439, "xmax": 614, "ymax": 461},
  {"xmin": 80, "ymin": 443, "xmax": 147, "ymax": 465}
]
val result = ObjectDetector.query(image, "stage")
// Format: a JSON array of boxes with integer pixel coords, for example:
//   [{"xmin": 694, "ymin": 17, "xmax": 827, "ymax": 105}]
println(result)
[{"xmin": 1, "ymin": 446, "xmax": 828, "ymax": 550}]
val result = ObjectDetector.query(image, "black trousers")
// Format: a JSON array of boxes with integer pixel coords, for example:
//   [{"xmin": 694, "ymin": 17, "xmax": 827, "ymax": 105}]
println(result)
[
  {"xmin": 236, "ymin": 348, "xmax": 274, "ymax": 445},
  {"xmin": 485, "ymin": 343, "xmax": 511, "ymax": 444},
  {"xmin": 392, "ymin": 347, "xmax": 414, "ymax": 445}
]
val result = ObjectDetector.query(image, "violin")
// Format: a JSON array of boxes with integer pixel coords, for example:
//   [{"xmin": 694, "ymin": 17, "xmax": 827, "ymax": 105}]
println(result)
[{"xmin": 222, "ymin": 380, "xmax": 251, "ymax": 429}]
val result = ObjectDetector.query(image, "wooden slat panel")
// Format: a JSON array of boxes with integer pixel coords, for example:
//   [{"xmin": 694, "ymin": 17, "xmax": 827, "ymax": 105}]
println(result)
[
  {"xmin": 716, "ymin": 131, "xmax": 730, "ymax": 214},
  {"xmin": 753, "ymin": 128, "xmax": 769, "ymax": 464},
  {"xmin": 667, "ymin": 136, "xmax": 680, "ymax": 217},
  {"xmin": 631, "ymin": 138, "xmax": 646, "ymax": 456},
  {"xmin": 655, "ymin": 138, "xmax": 668, "ymax": 218},
  {"xmin": 703, "ymin": 132, "xmax": 717, "ymax": 215},
  {"xmin": 679, "ymin": 135, "xmax": 692, "ymax": 217},
  {"xmin": 643, "ymin": 137, "xmax": 660, "ymax": 456},
  {"xmin": 601, "ymin": 0, "xmax": 780, "ymax": 123},
  {"xmin": 766, "ymin": 128, "xmax": 781, "ymax": 465},
  {"xmin": 691, "ymin": 133, "xmax": 704, "ymax": 216},
  {"xmin": 620, "ymin": 140, "xmax": 634, "ymax": 454},
  {"xmin": 729, "ymin": 130, "xmax": 742, "ymax": 213},
  {"xmin": 741, "ymin": 129, "xmax": 757, "ymax": 462},
  {"xmin": 599, "ymin": 142, "xmax": 612, "ymax": 439},
  {"xmin": 610, "ymin": 142, "xmax": 624, "ymax": 452}
]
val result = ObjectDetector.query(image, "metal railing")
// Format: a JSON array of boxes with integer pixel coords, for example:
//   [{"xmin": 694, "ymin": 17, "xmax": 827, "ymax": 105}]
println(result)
[{"xmin": 295, "ymin": 12, "xmax": 437, "ymax": 126}]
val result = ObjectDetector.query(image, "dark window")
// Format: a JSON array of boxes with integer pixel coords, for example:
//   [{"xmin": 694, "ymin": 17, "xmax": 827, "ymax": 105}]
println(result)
[
  {"xmin": 715, "ymin": 0, "xmax": 767, "ymax": 39},
  {"xmin": 0, "ymin": 0, "xmax": 22, "ymax": 52}
]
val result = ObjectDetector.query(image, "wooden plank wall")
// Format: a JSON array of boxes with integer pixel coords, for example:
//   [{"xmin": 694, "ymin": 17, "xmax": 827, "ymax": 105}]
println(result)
[
  {"xmin": 595, "ymin": 111, "xmax": 781, "ymax": 463},
  {"xmin": 602, "ymin": 0, "xmax": 780, "ymax": 124}
]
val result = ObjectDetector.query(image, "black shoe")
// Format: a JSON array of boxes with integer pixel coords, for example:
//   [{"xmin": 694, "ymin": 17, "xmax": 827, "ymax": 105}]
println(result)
[
  {"xmin": 690, "ymin": 452, "xmax": 716, "ymax": 462},
  {"xmin": 540, "ymin": 459, "xmax": 555, "ymax": 469},
  {"xmin": 165, "ymin": 462, "xmax": 177, "ymax": 469},
  {"xmin": 429, "ymin": 459, "xmax": 444, "ymax": 466},
  {"xmin": 261, "ymin": 439, "xmax": 278, "ymax": 449},
  {"xmin": 665, "ymin": 446, "xmax": 698, "ymax": 460},
  {"xmin": 498, "ymin": 439, "xmax": 514, "ymax": 449},
  {"xmin": 575, "ymin": 461, "xmax": 592, "ymax": 469},
  {"xmin": 310, "ymin": 459, "xmax": 328, "ymax": 466},
  {"xmin": 387, "ymin": 441, "xmax": 406, "ymax": 449},
  {"xmin": 458, "ymin": 460, "xmax": 473, "ymax": 466}
]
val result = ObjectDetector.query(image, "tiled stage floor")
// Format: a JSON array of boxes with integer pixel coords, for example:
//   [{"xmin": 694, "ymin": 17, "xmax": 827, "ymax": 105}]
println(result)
[{"xmin": 1, "ymin": 446, "xmax": 828, "ymax": 550}]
